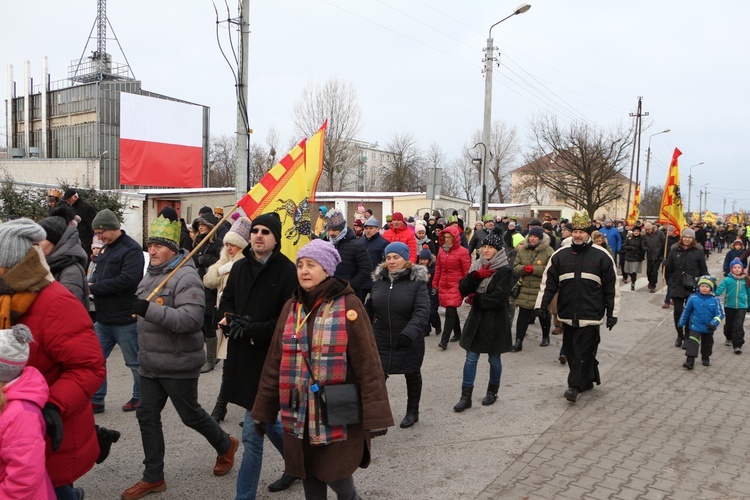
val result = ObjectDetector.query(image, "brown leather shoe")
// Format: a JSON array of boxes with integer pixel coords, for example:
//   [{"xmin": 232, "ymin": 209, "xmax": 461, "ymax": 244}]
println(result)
[
  {"xmin": 122, "ymin": 480, "xmax": 166, "ymax": 500},
  {"xmin": 214, "ymin": 436, "xmax": 239, "ymax": 476}
]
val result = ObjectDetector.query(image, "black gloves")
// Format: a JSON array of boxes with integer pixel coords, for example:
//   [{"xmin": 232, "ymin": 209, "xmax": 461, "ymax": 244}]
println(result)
[
  {"xmin": 707, "ymin": 323, "xmax": 717, "ymax": 332},
  {"xmin": 254, "ymin": 421, "xmax": 266, "ymax": 437},
  {"xmin": 606, "ymin": 317, "xmax": 618, "ymax": 330},
  {"xmin": 132, "ymin": 299, "xmax": 150, "ymax": 317},
  {"xmin": 228, "ymin": 315, "xmax": 254, "ymax": 340},
  {"xmin": 42, "ymin": 403, "xmax": 63, "ymax": 452},
  {"xmin": 534, "ymin": 308, "xmax": 549, "ymax": 320},
  {"xmin": 397, "ymin": 334, "xmax": 412, "ymax": 349}
]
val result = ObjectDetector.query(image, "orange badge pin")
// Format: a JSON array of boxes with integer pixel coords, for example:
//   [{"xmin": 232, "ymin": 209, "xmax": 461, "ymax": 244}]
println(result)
[
  {"xmin": 537, "ymin": 260, "xmax": 542, "ymax": 265},
  {"xmin": 346, "ymin": 309, "xmax": 358, "ymax": 321},
  {"xmin": 155, "ymin": 297, "xmax": 165, "ymax": 306}
]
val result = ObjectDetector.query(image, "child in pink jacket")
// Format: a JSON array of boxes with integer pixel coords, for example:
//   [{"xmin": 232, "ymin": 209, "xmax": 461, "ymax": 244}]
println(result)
[{"xmin": 0, "ymin": 325, "xmax": 55, "ymax": 499}]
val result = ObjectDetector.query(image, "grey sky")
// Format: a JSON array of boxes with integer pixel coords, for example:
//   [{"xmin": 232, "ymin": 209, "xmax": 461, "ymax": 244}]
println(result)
[{"xmin": 2, "ymin": 0, "xmax": 748, "ymax": 213}]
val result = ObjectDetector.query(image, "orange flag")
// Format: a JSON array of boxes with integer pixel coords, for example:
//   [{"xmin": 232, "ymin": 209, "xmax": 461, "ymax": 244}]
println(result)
[
  {"xmin": 656, "ymin": 148, "xmax": 687, "ymax": 237},
  {"xmin": 237, "ymin": 122, "xmax": 327, "ymax": 260},
  {"xmin": 626, "ymin": 182, "xmax": 641, "ymax": 226}
]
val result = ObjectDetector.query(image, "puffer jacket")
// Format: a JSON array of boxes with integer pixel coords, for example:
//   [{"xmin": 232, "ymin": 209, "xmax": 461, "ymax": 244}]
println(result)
[
  {"xmin": 368, "ymin": 264, "xmax": 430, "ymax": 374},
  {"xmin": 0, "ymin": 366, "xmax": 55, "ymax": 499},
  {"xmin": 665, "ymin": 241, "xmax": 708, "ymax": 299},
  {"xmin": 327, "ymin": 227, "xmax": 372, "ymax": 293},
  {"xmin": 433, "ymin": 225, "xmax": 471, "ymax": 308},
  {"xmin": 678, "ymin": 291, "xmax": 724, "ymax": 334},
  {"xmin": 382, "ymin": 224, "xmax": 418, "ymax": 262},
  {"xmin": 715, "ymin": 273, "xmax": 750, "ymax": 310},
  {"xmin": 513, "ymin": 233, "xmax": 553, "ymax": 309},
  {"xmin": 624, "ymin": 234, "xmax": 645, "ymax": 262},
  {"xmin": 536, "ymin": 238, "xmax": 620, "ymax": 327},
  {"xmin": 136, "ymin": 250, "xmax": 206, "ymax": 379},
  {"xmin": 45, "ymin": 226, "xmax": 89, "ymax": 308},
  {"xmin": 88, "ymin": 230, "xmax": 144, "ymax": 324},
  {"xmin": 723, "ymin": 244, "xmax": 747, "ymax": 276}
]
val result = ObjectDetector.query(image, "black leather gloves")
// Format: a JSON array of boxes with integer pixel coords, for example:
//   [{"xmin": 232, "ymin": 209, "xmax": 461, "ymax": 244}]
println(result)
[{"xmin": 42, "ymin": 403, "xmax": 63, "ymax": 452}]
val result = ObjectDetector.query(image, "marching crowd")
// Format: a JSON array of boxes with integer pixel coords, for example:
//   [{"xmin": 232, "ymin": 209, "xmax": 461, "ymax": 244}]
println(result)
[{"xmin": 0, "ymin": 188, "xmax": 748, "ymax": 500}]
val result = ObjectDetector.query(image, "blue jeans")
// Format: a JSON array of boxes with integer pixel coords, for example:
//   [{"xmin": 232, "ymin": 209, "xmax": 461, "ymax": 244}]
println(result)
[
  {"xmin": 93, "ymin": 321, "xmax": 140, "ymax": 404},
  {"xmin": 462, "ymin": 350, "xmax": 502, "ymax": 387},
  {"xmin": 236, "ymin": 413, "xmax": 285, "ymax": 500},
  {"xmin": 54, "ymin": 484, "xmax": 81, "ymax": 500}
]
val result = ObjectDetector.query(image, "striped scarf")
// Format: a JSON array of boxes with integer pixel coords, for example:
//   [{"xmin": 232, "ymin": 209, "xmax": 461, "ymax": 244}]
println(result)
[{"xmin": 279, "ymin": 296, "xmax": 349, "ymax": 445}]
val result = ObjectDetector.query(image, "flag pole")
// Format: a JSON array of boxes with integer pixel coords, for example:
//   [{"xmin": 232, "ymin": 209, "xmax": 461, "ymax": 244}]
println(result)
[{"xmin": 135, "ymin": 203, "xmax": 241, "ymax": 314}]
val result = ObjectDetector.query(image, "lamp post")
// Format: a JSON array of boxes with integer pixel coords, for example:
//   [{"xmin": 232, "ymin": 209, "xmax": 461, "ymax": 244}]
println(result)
[
  {"xmin": 644, "ymin": 129, "xmax": 670, "ymax": 193},
  {"xmin": 480, "ymin": 3, "xmax": 531, "ymax": 217},
  {"xmin": 686, "ymin": 162, "xmax": 704, "ymax": 213},
  {"xmin": 723, "ymin": 192, "xmax": 733, "ymax": 222},
  {"xmin": 472, "ymin": 142, "xmax": 487, "ymax": 218}
]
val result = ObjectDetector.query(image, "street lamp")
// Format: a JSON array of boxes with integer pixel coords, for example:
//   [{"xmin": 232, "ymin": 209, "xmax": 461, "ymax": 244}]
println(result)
[
  {"xmin": 723, "ymin": 192, "xmax": 733, "ymax": 221},
  {"xmin": 480, "ymin": 3, "xmax": 531, "ymax": 217},
  {"xmin": 472, "ymin": 142, "xmax": 487, "ymax": 216},
  {"xmin": 686, "ymin": 162, "xmax": 704, "ymax": 213},
  {"xmin": 644, "ymin": 129, "xmax": 670, "ymax": 193}
]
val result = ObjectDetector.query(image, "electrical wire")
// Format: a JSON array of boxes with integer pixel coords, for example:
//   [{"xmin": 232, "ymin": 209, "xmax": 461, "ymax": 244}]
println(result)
[{"xmin": 212, "ymin": 0, "xmax": 248, "ymax": 131}]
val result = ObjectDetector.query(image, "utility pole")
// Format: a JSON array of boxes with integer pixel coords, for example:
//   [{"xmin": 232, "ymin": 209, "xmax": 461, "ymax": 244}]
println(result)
[
  {"xmin": 234, "ymin": 0, "xmax": 250, "ymax": 201},
  {"xmin": 626, "ymin": 97, "xmax": 648, "ymax": 216}
]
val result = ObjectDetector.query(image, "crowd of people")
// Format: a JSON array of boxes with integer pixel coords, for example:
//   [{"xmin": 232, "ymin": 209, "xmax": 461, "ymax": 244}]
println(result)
[{"xmin": 1, "ymin": 190, "xmax": 749, "ymax": 499}]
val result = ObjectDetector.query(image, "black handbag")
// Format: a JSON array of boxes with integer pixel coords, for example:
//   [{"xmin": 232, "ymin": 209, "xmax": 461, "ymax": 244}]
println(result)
[
  {"xmin": 510, "ymin": 279, "xmax": 522, "ymax": 299},
  {"xmin": 682, "ymin": 273, "xmax": 697, "ymax": 290},
  {"xmin": 319, "ymin": 384, "xmax": 361, "ymax": 426}
]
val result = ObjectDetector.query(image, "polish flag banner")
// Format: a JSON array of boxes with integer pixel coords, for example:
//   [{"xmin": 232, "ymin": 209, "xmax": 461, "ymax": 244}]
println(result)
[{"xmin": 120, "ymin": 92, "xmax": 203, "ymax": 187}]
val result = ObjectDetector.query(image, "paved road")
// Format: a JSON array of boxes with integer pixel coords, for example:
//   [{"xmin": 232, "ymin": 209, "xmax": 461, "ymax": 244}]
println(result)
[{"xmin": 79, "ymin": 255, "xmax": 750, "ymax": 499}]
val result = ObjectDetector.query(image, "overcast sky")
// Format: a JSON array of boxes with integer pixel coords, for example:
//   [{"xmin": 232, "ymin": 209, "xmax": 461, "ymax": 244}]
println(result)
[{"xmin": 2, "ymin": 0, "xmax": 748, "ymax": 213}]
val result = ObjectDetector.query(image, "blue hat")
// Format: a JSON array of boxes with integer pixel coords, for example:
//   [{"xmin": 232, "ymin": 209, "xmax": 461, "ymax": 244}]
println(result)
[
  {"xmin": 730, "ymin": 258, "xmax": 744, "ymax": 270},
  {"xmin": 384, "ymin": 242, "xmax": 410, "ymax": 261},
  {"xmin": 418, "ymin": 248, "xmax": 432, "ymax": 260}
]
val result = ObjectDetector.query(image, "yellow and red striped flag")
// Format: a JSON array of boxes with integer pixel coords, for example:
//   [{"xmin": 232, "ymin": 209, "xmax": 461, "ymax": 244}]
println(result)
[
  {"xmin": 237, "ymin": 122, "xmax": 327, "ymax": 261},
  {"xmin": 626, "ymin": 182, "xmax": 641, "ymax": 226},
  {"xmin": 656, "ymin": 148, "xmax": 688, "ymax": 237}
]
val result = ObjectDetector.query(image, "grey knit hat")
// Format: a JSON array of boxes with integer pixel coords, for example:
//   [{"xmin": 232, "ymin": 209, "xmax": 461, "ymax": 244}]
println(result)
[
  {"xmin": 0, "ymin": 218, "xmax": 46, "ymax": 268},
  {"xmin": 0, "ymin": 324, "xmax": 33, "ymax": 382},
  {"xmin": 326, "ymin": 209, "xmax": 347, "ymax": 231},
  {"xmin": 92, "ymin": 209, "xmax": 121, "ymax": 230}
]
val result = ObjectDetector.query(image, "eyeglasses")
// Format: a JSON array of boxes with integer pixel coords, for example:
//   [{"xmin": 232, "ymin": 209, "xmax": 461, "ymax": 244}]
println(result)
[{"xmin": 251, "ymin": 228, "xmax": 271, "ymax": 235}]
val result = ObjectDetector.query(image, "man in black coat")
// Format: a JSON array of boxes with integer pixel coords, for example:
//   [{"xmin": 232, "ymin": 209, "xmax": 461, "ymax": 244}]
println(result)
[
  {"xmin": 324, "ymin": 209, "xmax": 372, "ymax": 295},
  {"xmin": 217, "ymin": 212, "xmax": 298, "ymax": 496},
  {"xmin": 360, "ymin": 217, "xmax": 388, "ymax": 308},
  {"xmin": 62, "ymin": 188, "xmax": 97, "ymax": 255}
]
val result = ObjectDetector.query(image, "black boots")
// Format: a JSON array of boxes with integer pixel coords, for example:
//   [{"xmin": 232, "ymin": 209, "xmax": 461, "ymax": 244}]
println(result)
[
  {"xmin": 95, "ymin": 425, "xmax": 121, "ymax": 464},
  {"xmin": 211, "ymin": 387, "xmax": 228, "ymax": 423},
  {"xmin": 481, "ymin": 384, "xmax": 499, "ymax": 406},
  {"xmin": 401, "ymin": 371, "xmax": 422, "ymax": 428},
  {"xmin": 512, "ymin": 338, "xmax": 523, "ymax": 352},
  {"xmin": 683, "ymin": 356, "xmax": 695, "ymax": 370},
  {"xmin": 453, "ymin": 386, "xmax": 473, "ymax": 412},
  {"xmin": 564, "ymin": 387, "xmax": 579, "ymax": 403},
  {"xmin": 540, "ymin": 335, "xmax": 550, "ymax": 347}
]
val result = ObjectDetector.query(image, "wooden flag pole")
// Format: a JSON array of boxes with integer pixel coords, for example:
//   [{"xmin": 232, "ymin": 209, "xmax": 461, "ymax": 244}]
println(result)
[{"xmin": 136, "ymin": 203, "xmax": 241, "ymax": 314}]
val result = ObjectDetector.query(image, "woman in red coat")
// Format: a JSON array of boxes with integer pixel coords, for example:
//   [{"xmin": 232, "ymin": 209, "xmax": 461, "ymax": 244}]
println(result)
[
  {"xmin": 0, "ymin": 219, "xmax": 105, "ymax": 500},
  {"xmin": 434, "ymin": 225, "xmax": 471, "ymax": 349}
]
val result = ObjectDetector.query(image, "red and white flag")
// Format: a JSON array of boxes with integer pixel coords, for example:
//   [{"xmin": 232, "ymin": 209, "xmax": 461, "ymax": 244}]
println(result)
[{"xmin": 119, "ymin": 92, "xmax": 203, "ymax": 187}]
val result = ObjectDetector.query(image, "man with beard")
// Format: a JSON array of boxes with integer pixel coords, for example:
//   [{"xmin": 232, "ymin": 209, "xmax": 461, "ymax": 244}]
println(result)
[{"xmin": 535, "ymin": 211, "xmax": 620, "ymax": 404}]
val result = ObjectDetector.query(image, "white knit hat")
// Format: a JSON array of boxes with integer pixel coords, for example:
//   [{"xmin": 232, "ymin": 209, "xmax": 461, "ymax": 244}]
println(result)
[{"xmin": 0, "ymin": 325, "xmax": 34, "ymax": 382}]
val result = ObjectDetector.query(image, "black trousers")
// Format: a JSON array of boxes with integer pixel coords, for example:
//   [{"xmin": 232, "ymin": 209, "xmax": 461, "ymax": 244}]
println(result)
[
  {"xmin": 440, "ymin": 307, "xmax": 461, "ymax": 344},
  {"xmin": 562, "ymin": 324, "xmax": 601, "ymax": 391},
  {"xmin": 673, "ymin": 297, "xmax": 690, "ymax": 340},
  {"xmin": 685, "ymin": 331, "xmax": 714, "ymax": 360},
  {"xmin": 515, "ymin": 306, "xmax": 550, "ymax": 341},
  {"xmin": 724, "ymin": 308, "xmax": 746, "ymax": 347},
  {"xmin": 646, "ymin": 259, "xmax": 662, "ymax": 288}
]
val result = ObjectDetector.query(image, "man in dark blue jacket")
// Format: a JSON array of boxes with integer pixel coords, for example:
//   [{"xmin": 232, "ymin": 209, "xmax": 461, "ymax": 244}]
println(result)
[
  {"xmin": 88, "ymin": 209, "xmax": 144, "ymax": 414},
  {"xmin": 360, "ymin": 216, "xmax": 388, "ymax": 308}
]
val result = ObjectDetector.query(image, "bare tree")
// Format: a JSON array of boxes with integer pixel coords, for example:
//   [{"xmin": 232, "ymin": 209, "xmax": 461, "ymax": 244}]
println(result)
[
  {"xmin": 293, "ymin": 77, "xmax": 363, "ymax": 191},
  {"xmin": 445, "ymin": 157, "xmax": 478, "ymax": 202},
  {"xmin": 247, "ymin": 142, "xmax": 275, "ymax": 187},
  {"xmin": 208, "ymin": 135, "xmax": 236, "ymax": 187},
  {"xmin": 381, "ymin": 133, "xmax": 424, "ymax": 192},
  {"xmin": 639, "ymin": 185, "xmax": 663, "ymax": 217},
  {"xmin": 487, "ymin": 121, "xmax": 519, "ymax": 203},
  {"xmin": 526, "ymin": 114, "xmax": 633, "ymax": 218},
  {"xmin": 512, "ymin": 168, "xmax": 553, "ymax": 205}
]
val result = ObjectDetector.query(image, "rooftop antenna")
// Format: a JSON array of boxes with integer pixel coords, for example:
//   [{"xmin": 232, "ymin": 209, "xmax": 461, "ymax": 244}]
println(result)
[{"xmin": 69, "ymin": 0, "xmax": 136, "ymax": 84}]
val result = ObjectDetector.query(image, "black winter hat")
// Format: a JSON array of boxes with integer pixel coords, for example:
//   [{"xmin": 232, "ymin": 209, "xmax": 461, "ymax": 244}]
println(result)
[
  {"xmin": 251, "ymin": 212, "xmax": 282, "ymax": 249},
  {"xmin": 38, "ymin": 216, "xmax": 68, "ymax": 246},
  {"xmin": 198, "ymin": 206, "xmax": 213, "ymax": 216},
  {"xmin": 159, "ymin": 206, "xmax": 179, "ymax": 222},
  {"xmin": 481, "ymin": 234, "xmax": 504, "ymax": 250},
  {"xmin": 196, "ymin": 213, "xmax": 219, "ymax": 228},
  {"xmin": 61, "ymin": 188, "xmax": 77, "ymax": 201}
]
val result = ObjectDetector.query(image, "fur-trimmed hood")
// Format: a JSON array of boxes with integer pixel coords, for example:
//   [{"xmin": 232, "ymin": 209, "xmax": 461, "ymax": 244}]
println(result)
[{"xmin": 372, "ymin": 263, "xmax": 429, "ymax": 283}]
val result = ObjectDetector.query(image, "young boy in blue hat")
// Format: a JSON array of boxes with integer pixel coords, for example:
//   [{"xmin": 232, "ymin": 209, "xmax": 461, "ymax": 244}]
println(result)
[{"xmin": 678, "ymin": 276, "xmax": 725, "ymax": 369}]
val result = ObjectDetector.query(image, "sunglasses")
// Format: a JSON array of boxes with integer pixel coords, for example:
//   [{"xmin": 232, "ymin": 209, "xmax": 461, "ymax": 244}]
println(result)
[{"xmin": 250, "ymin": 228, "xmax": 271, "ymax": 235}]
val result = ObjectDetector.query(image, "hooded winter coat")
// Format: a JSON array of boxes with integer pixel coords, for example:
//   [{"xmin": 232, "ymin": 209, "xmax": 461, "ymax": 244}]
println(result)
[
  {"xmin": 12, "ymin": 249, "xmax": 105, "ymax": 488},
  {"xmin": 217, "ymin": 246, "xmax": 297, "ymax": 409},
  {"xmin": 368, "ymin": 264, "xmax": 430, "ymax": 374},
  {"xmin": 665, "ymin": 241, "xmax": 708, "ymax": 299},
  {"xmin": 678, "ymin": 291, "xmax": 724, "ymax": 334},
  {"xmin": 136, "ymin": 250, "xmax": 206, "ymax": 379},
  {"xmin": 715, "ymin": 272, "xmax": 750, "ymax": 310},
  {"xmin": 723, "ymin": 242, "xmax": 747, "ymax": 276},
  {"xmin": 458, "ymin": 252, "xmax": 513, "ymax": 355},
  {"xmin": 433, "ymin": 225, "xmax": 471, "ymax": 308},
  {"xmin": 45, "ymin": 226, "xmax": 89, "ymax": 308},
  {"xmin": 513, "ymin": 233, "xmax": 553, "ymax": 310},
  {"xmin": 251, "ymin": 277, "xmax": 394, "ymax": 482},
  {"xmin": 0, "ymin": 366, "xmax": 55, "ymax": 499}
]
